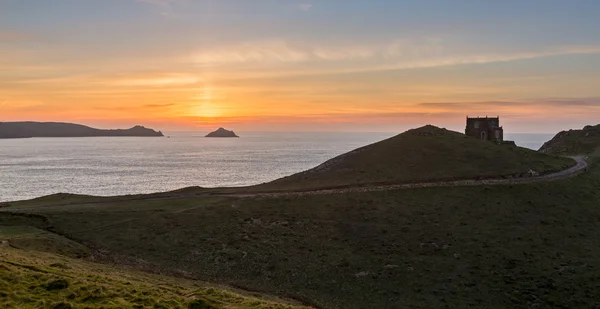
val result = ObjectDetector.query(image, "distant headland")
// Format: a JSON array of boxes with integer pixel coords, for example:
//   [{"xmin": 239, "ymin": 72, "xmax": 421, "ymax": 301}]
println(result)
[
  {"xmin": 205, "ymin": 127, "xmax": 239, "ymax": 138},
  {"xmin": 0, "ymin": 122, "xmax": 164, "ymax": 139}
]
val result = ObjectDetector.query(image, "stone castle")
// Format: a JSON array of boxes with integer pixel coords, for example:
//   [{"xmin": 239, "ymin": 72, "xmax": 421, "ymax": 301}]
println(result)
[{"xmin": 465, "ymin": 116, "xmax": 504, "ymax": 144}]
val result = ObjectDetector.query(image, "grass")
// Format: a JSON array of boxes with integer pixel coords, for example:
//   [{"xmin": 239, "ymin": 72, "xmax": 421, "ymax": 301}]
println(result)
[
  {"xmin": 1, "ymin": 128, "xmax": 597, "ymax": 308},
  {"xmin": 0, "ymin": 226, "xmax": 90, "ymax": 258},
  {"xmin": 539, "ymin": 123, "xmax": 600, "ymax": 155},
  {"xmin": 0, "ymin": 245, "xmax": 312, "ymax": 309},
  {"xmin": 1, "ymin": 148, "xmax": 598, "ymax": 308},
  {"xmin": 252, "ymin": 125, "xmax": 574, "ymax": 192}
]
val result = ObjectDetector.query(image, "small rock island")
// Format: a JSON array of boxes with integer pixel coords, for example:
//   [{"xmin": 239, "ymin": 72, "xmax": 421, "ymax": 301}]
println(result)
[
  {"xmin": 0, "ymin": 122, "xmax": 164, "ymax": 138},
  {"xmin": 205, "ymin": 127, "xmax": 239, "ymax": 138}
]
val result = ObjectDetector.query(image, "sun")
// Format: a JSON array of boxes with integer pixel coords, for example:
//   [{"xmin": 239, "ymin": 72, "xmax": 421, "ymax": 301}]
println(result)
[
  {"xmin": 189, "ymin": 87, "xmax": 224, "ymax": 118},
  {"xmin": 191, "ymin": 102, "xmax": 222, "ymax": 118}
]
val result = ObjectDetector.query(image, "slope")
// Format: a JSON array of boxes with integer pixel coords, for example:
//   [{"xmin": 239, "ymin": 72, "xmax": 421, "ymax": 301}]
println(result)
[
  {"xmin": 539, "ymin": 124, "xmax": 600, "ymax": 155},
  {"xmin": 258, "ymin": 125, "xmax": 574, "ymax": 191},
  {"xmin": 0, "ymin": 231, "xmax": 311, "ymax": 309}
]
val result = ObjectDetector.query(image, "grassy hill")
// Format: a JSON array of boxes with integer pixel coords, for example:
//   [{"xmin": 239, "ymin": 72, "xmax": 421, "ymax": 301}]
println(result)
[
  {"xmin": 1, "ymin": 150, "xmax": 599, "ymax": 308},
  {"xmin": 0, "ymin": 228, "xmax": 311, "ymax": 309},
  {"xmin": 539, "ymin": 124, "xmax": 600, "ymax": 155},
  {"xmin": 254, "ymin": 125, "xmax": 574, "ymax": 191},
  {"xmin": 1, "ymin": 126, "xmax": 597, "ymax": 308}
]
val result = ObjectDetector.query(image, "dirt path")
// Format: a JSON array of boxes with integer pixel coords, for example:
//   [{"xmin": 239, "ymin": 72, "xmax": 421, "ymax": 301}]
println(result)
[
  {"xmin": 0, "ymin": 157, "xmax": 589, "ymax": 210},
  {"xmin": 224, "ymin": 156, "xmax": 589, "ymax": 198}
]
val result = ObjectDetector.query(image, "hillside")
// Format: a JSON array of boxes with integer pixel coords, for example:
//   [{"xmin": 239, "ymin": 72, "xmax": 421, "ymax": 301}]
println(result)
[
  {"xmin": 1, "ymin": 150, "xmax": 599, "ymax": 309},
  {"xmin": 0, "ymin": 228, "xmax": 311, "ymax": 309},
  {"xmin": 539, "ymin": 124, "xmax": 600, "ymax": 155},
  {"xmin": 258, "ymin": 125, "xmax": 574, "ymax": 191},
  {"xmin": 0, "ymin": 122, "xmax": 163, "ymax": 138}
]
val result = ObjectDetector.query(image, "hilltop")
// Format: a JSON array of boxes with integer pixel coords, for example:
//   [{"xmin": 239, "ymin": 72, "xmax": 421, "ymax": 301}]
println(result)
[
  {"xmin": 539, "ymin": 124, "xmax": 600, "ymax": 155},
  {"xmin": 0, "ymin": 122, "xmax": 163, "ymax": 138},
  {"xmin": 258, "ymin": 125, "xmax": 574, "ymax": 191}
]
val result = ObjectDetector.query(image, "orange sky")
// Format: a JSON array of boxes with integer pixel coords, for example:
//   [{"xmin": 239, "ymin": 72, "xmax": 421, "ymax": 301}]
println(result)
[{"xmin": 2, "ymin": 1, "xmax": 600, "ymax": 133}]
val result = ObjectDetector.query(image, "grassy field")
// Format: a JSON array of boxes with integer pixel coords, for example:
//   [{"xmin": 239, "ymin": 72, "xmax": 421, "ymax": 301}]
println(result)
[
  {"xmin": 2, "ymin": 128, "xmax": 598, "ymax": 308},
  {"xmin": 1, "ymin": 149, "xmax": 598, "ymax": 308},
  {"xmin": 539, "ymin": 124, "xmax": 600, "ymax": 155},
  {"xmin": 0, "ymin": 233, "xmax": 311, "ymax": 309},
  {"xmin": 254, "ymin": 125, "xmax": 574, "ymax": 192}
]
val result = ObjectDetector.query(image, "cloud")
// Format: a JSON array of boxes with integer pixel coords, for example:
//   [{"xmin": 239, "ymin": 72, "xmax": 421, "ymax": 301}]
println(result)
[
  {"xmin": 136, "ymin": 0, "xmax": 179, "ymax": 17},
  {"xmin": 188, "ymin": 38, "xmax": 600, "ymax": 71},
  {"xmin": 189, "ymin": 38, "xmax": 440, "ymax": 65},
  {"xmin": 298, "ymin": 3, "xmax": 313, "ymax": 11},
  {"xmin": 107, "ymin": 74, "xmax": 200, "ymax": 87}
]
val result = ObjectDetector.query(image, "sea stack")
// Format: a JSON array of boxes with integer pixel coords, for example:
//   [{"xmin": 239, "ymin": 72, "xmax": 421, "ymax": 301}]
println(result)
[{"xmin": 205, "ymin": 127, "xmax": 239, "ymax": 138}]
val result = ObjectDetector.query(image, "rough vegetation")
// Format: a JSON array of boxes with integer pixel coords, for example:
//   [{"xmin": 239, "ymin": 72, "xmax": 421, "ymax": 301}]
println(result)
[
  {"xmin": 539, "ymin": 124, "xmax": 600, "ymax": 155},
  {"xmin": 1, "ymin": 126, "xmax": 598, "ymax": 308},
  {"xmin": 256, "ymin": 125, "xmax": 573, "ymax": 191},
  {"xmin": 0, "ymin": 244, "xmax": 311, "ymax": 309}
]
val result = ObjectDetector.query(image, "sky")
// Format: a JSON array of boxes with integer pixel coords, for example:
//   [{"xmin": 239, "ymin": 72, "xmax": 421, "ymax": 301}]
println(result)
[{"xmin": 1, "ymin": 0, "xmax": 600, "ymax": 133}]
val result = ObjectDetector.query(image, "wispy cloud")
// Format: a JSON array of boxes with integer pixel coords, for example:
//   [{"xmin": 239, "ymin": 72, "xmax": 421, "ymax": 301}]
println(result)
[
  {"xmin": 106, "ymin": 73, "xmax": 200, "ymax": 87},
  {"xmin": 188, "ymin": 38, "xmax": 441, "ymax": 65},
  {"xmin": 136, "ymin": 0, "xmax": 179, "ymax": 17},
  {"xmin": 298, "ymin": 3, "xmax": 313, "ymax": 11}
]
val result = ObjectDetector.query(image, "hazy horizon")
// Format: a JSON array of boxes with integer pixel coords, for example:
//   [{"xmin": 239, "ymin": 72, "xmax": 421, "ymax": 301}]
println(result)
[{"xmin": 2, "ymin": 0, "xmax": 600, "ymax": 132}]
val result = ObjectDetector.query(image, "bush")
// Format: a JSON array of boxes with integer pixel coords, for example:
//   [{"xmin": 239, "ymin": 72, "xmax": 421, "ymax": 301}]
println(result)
[
  {"xmin": 53, "ymin": 303, "xmax": 73, "ymax": 309},
  {"xmin": 45, "ymin": 279, "xmax": 69, "ymax": 291},
  {"xmin": 188, "ymin": 299, "xmax": 216, "ymax": 309}
]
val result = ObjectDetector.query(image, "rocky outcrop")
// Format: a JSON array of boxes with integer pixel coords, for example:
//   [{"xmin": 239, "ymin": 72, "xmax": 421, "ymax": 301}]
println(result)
[
  {"xmin": 0, "ymin": 122, "xmax": 163, "ymax": 138},
  {"xmin": 205, "ymin": 128, "xmax": 239, "ymax": 138},
  {"xmin": 539, "ymin": 124, "xmax": 600, "ymax": 155}
]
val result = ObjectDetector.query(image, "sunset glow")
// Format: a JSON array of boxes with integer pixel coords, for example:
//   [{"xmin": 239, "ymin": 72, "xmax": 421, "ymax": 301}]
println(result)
[{"xmin": 2, "ymin": 0, "xmax": 600, "ymax": 132}]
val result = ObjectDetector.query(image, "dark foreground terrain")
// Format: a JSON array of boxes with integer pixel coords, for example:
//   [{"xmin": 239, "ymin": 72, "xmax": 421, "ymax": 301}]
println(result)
[
  {"xmin": 1, "ymin": 129, "xmax": 599, "ymax": 308},
  {"xmin": 0, "ymin": 122, "xmax": 163, "ymax": 138},
  {"xmin": 0, "ymin": 242, "xmax": 310, "ymax": 309}
]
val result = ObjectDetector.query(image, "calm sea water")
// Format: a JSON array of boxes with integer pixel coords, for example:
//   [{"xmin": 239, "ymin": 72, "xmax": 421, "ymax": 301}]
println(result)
[{"xmin": 0, "ymin": 132, "xmax": 553, "ymax": 202}]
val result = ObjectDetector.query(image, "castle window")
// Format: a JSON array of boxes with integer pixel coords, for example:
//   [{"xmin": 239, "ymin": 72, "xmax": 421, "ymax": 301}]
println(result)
[
  {"xmin": 474, "ymin": 121, "xmax": 480, "ymax": 128},
  {"xmin": 495, "ymin": 131, "xmax": 500, "ymax": 139}
]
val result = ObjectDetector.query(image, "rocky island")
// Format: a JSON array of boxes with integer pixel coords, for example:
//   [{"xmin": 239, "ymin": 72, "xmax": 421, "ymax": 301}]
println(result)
[
  {"xmin": 205, "ymin": 127, "xmax": 239, "ymax": 138},
  {"xmin": 0, "ymin": 122, "xmax": 164, "ymax": 138}
]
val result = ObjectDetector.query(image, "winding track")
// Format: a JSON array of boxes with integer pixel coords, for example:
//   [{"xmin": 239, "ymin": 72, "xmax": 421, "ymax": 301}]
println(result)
[
  {"xmin": 232, "ymin": 156, "xmax": 589, "ymax": 198},
  {"xmin": 0, "ymin": 156, "xmax": 590, "ymax": 211}
]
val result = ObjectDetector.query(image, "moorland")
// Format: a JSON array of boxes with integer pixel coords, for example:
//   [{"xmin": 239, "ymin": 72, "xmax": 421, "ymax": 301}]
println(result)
[{"xmin": 2, "ymin": 124, "xmax": 600, "ymax": 308}]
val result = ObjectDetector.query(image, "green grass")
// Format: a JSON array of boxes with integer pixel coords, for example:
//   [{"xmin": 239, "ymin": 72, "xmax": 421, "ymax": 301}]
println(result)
[
  {"xmin": 0, "ymin": 226, "xmax": 90, "ymax": 258},
  {"xmin": 539, "ymin": 124, "xmax": 600, "ymax": 155},
  {"xmin": 252, "ymin": 125, "xmax": 574, "ymax": 192},
  {"xmin": 0, "ymin": 246, "xmax": 312, "ymax": 309},
  {"xmin": 1, "ymin": 128, "xmax": 597, "ymax": 308},
  {"xmin": 1, "ymin": 149, "xmax": 598, "ymax": 308}
]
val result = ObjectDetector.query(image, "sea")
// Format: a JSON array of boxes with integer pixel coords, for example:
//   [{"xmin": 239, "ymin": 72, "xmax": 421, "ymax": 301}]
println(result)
[{"xmin": 0, "ymin": 132, "xmax": 553, "ymax": 202}]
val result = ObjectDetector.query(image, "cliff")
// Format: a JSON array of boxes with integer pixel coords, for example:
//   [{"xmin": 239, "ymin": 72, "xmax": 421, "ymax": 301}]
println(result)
[
  {"xmin": 0, "ymin": 122, "xmax": 164, "ymax": 138},
  {"xmin": 539, "ymin": 124, "xmax": 600, "ymax": 155}
]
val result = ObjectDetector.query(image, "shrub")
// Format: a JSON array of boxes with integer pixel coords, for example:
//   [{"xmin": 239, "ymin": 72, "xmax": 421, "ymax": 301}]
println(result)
[
  {"xmin": 45, "ymin": 279, "xmax": 69, "ymax": 291},
  {"xmin": 53, "ymin": 302, "xmax": 73, "ymax": 309},
  {"xmin": 188, "ymin": 299, "xmax": 216, "ymax": 309}
]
